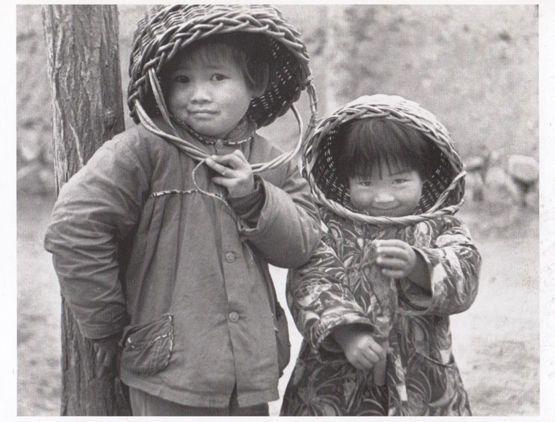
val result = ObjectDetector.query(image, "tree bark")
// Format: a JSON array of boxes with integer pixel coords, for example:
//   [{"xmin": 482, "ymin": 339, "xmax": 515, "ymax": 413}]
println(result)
[{"xmin": 42, "ymin": 5, "xmax": 130, "ymax": 416}]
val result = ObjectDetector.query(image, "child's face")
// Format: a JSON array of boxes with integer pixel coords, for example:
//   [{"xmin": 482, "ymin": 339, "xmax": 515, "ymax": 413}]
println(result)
[
  {"xmin": 348, "ymin": 161, "xmax": 423, "ymax": 217},
  {"xmin": 165, "ymin": 47, "xmax": 256, "ymax": 138}
]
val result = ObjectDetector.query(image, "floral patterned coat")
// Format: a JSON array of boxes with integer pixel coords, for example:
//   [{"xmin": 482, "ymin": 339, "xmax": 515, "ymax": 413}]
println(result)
[{"xmin": 280, "ymin": 209, "xmax": 481, "ymax": 416}]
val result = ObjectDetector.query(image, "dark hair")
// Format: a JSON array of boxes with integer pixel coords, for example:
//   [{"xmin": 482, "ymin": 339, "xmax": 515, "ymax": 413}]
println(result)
[
  {"xmin": 331, "ymin": 117, "xmax": 440, "ymax": 183},
  {"xmin": 162, "ymin": 32, "xmax": 270, "ymax": 95}
]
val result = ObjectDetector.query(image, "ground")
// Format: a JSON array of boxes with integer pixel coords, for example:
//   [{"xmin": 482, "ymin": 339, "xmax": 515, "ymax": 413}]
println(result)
[{"xmin": 17, "ymin": 193, "xmax": 538, "ymax": 416}]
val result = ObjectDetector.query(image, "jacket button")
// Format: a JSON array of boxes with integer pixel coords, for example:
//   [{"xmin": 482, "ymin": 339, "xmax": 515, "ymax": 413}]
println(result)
[
  {"xmin": 225, "ymin": 251, "xmax": 236, "ymax": 263},
  {"xmin": 229, "ymin": 312, "xmax": 239, "ymax": 322}
]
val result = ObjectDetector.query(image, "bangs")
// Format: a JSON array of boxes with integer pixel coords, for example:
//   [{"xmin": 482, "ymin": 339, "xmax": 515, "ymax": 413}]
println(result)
[
  {"xmin": 348, "ymin": 123, "xmax": 418, "ymax": 178},
  {"xmin": 333, "ymin": 117, "xmax": 440, "ymax": 181},
  {"xmin": 187, "ymin": 41, "xmax": 247, "ymax": 70}
]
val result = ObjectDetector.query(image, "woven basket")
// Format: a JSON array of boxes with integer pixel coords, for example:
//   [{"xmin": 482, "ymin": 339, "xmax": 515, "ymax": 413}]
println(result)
[
  {"xmin": 303, "ymin": 95, "xmax": 466, "ymax": 226},
  {"xmin": 128, "ymin": 4, "xmax": 315, "ymax": 128}
]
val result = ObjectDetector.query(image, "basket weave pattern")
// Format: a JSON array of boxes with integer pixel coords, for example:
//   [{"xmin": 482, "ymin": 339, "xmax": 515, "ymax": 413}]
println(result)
[
  {"xmin": 128, "ymin": 5, "xmax": 312, "ymax": 128},
  {"xmin": 303, "ymin": 95, "xmax": 466, "ymax": 225}
]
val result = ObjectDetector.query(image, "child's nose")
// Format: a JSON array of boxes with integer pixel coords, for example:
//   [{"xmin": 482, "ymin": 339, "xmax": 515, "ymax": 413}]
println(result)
[{"xmin": 190, "ymin": 82, "xmax": 211, "ymax": 103}]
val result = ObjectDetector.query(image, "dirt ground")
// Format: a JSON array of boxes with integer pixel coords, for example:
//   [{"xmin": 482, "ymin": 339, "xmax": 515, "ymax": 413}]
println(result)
[{"xmin": 17, "ymin": 193, "xmax": 539, "ymax": 416}]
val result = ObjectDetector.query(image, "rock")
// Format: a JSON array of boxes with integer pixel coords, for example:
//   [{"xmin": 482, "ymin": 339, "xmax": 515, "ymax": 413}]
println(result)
[{"xmin": 507, "ymin": 154, "xmax": 538, "ymax": 184}]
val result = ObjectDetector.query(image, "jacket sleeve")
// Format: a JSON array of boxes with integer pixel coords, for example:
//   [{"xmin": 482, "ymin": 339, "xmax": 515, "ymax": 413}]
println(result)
[
  {"xmin": 286, "ymin": 236, "xmax": 374, "ymax": 352},
  {"xmin": 236, "ymin": 159, "xmax": 321, "ymax": 268},
  {"xmin": 44, "ymin": 136, "xmax": 150, "ymax": 339},
  {"xmin": 397, "ymin": 216, "xmax": 481, "ymax": 316}
]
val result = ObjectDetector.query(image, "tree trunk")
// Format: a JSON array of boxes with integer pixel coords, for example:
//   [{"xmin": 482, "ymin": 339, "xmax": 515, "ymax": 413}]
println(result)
[{"xmin": 42, "ymin": 5, "xmax": 130, "ymax": 416}]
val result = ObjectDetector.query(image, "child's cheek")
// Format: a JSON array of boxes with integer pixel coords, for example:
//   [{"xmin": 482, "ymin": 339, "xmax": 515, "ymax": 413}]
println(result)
[{"xmin": 348, "ymin": 186, "xmax": 371, "ymax": 212}]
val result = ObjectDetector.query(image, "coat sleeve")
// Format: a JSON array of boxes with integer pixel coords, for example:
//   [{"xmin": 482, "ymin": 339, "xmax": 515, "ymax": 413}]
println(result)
[
  {"xmin": 44, "ymin": 135, "xmax": 150, "ymax": 339},
  {"xmin": 236, "ymin": 159, "xmax": 321, "ymax": 268},
  {"xmin": 286, "ymin": 236, "xmax": 375, "ymax": 352},
  {"xmin": 397, "ymin": 216, "xmax": 481, "ymax": 316}
]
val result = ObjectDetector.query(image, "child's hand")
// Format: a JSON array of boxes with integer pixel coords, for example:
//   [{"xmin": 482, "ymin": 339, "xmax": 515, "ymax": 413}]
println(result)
[
  {"xmin": 92, "ymin": 335, "xmax": 120, "ymax": 377},
  {"xmin": 332, "ymin": 325, "xmax": 385, "ymax": 371},
  {"xmin": 205, "ymin": 150, "xmax": 255, "ymax": 198},
  {"xmin": 374, "ymin": 239, "xmax": 418, "ymax": 279}
]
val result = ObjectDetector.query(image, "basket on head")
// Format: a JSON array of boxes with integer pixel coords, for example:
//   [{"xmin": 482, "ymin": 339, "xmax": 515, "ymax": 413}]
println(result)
[
  {"xmin": 128, "ymin": 4, "xmax": 315, "ymax": 130},
  {"xmin": 303, "ymin": 95, "xmax": 466, "ymax": 226}
]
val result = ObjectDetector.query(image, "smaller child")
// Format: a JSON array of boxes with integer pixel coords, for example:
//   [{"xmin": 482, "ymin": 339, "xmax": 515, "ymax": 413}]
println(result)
[{"xmin": 281, "ymin": 95, "xmax": 481, "ymax": 416}]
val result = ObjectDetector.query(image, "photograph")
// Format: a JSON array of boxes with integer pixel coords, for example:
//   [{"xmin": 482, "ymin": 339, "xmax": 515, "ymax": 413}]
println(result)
[{"xmin": 13, "ymin": 3, "xmax": 546, "ymax": 418}]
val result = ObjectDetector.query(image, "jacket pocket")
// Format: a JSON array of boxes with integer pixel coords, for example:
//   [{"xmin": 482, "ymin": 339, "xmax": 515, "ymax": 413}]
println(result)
[
  {"xmin": 408, "ymin": 351, "xmax": 469, "ymax": 415},
  {"xmin": 120, "ymin": 314, "xmax": 174, "ymax": 376}
]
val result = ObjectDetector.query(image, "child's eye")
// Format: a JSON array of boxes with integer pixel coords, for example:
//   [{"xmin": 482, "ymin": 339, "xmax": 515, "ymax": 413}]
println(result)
[
  {"xmin": 173, "ymin": 75, "xmax": 190, "ymax": 84},
  {"xmin": 211, "ymin": 73, "xmax": 228, "ymax": 81},
  {"xmin": 359, "ymin": 181, "xmax": 373, "ymax": 186},
  {"xmin": 393, "ymin": 178, "xmax": 409, "ymax": 184}
]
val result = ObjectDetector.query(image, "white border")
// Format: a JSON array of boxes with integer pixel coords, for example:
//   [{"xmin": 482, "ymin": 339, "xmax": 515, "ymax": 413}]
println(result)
[
  {"xmin": 1, "ymin": 1, "xmax": 17, "ymax": 420},
  {"xmin": 539, "ymin": 0, "xmax": 555, "ymax": 420},
  {"xmin": 4, "ymin": 1, "xmax": 554, "ymax": 421}
]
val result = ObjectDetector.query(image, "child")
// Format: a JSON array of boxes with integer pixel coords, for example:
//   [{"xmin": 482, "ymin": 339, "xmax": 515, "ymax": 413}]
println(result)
[
  {"xmin": 44, "ymin": 5, "xmax": 320, "ymax": 416},
  {"xmin": 280, "ymin": 95, "xmax": 481, "ymax": 416}
]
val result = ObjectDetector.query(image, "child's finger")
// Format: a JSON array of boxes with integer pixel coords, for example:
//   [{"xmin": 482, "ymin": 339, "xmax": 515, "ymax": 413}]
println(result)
[
  {"xmin": 365, "ymin": 337, "xmax": 386, "ymax": 360},
  {"xmin": 376, "ymin": 246, "xmax": 410, "ymax": 260},
  {"xmin": 381, "ymin": 268, "xmax": 406, "ymax": 278},
  {"xmin": 211, "ymin": 176, "xmax": 236, "ymax": 187},
  {"xmin": 376, "ymin": 239, "xmax": 408, "ymax": 248},
  {"xmin": 349, "ymin": 358, "xmax": 366, "ymax": 371},
  {"xmin": 95, "ymin": 349, "xmax": 106, "ymax": 374},
  {"xmin": 353, "ymin": 354, "xmax": 374, "ymax": 370},
  {"xmin": 209, "ymin": 153, "xmax": 246, "ymax": 170},
  {"xmin": 376, "ymin": 256, "xmax": 407, "ymax": 269},
  {"xmin": 231, "ymin": 149, "xmax": 248, "ymax": 163},
  {"xmin": 101, "ymin": 351, "xmax": 114, "ymax": 370},
  {"xmin": 376, "ymin": 245, "xmax": 406, "ymax": 255},
  {"xmin": 205, "ymin": 157, "xmax": 237, "ymax": 177},
  {"xmin": 360, "ymin": 349, "xmax": 381, "ymax": 366},
  {"xmin": 95, "ymin": 348, "xmax": 103, "ymax": 364}
]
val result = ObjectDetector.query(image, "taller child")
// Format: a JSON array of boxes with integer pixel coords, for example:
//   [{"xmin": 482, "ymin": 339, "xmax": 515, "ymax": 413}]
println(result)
[{"xmin": 44, "ymin": 5, "xmax": 320, "ymax": 416}]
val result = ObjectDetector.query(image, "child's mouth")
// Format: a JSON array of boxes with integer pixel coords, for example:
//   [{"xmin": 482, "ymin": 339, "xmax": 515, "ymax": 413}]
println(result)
[
  {"xmin": 190, "ymin": 110, "xmax": 218, "ymax": 118},
  {"xmin": 371, "ymin": 204, "xmax": 398, "ymax": 211}
]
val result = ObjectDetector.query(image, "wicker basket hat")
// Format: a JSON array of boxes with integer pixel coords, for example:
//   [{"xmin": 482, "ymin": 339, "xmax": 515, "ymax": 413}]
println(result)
[
  {"xmin": 303, "ymin": 95, "xmax": 466, "ymax": 226},
  {"xmin": 128, "ymin": 4, "xmax": 315, "ymax": 130}
]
